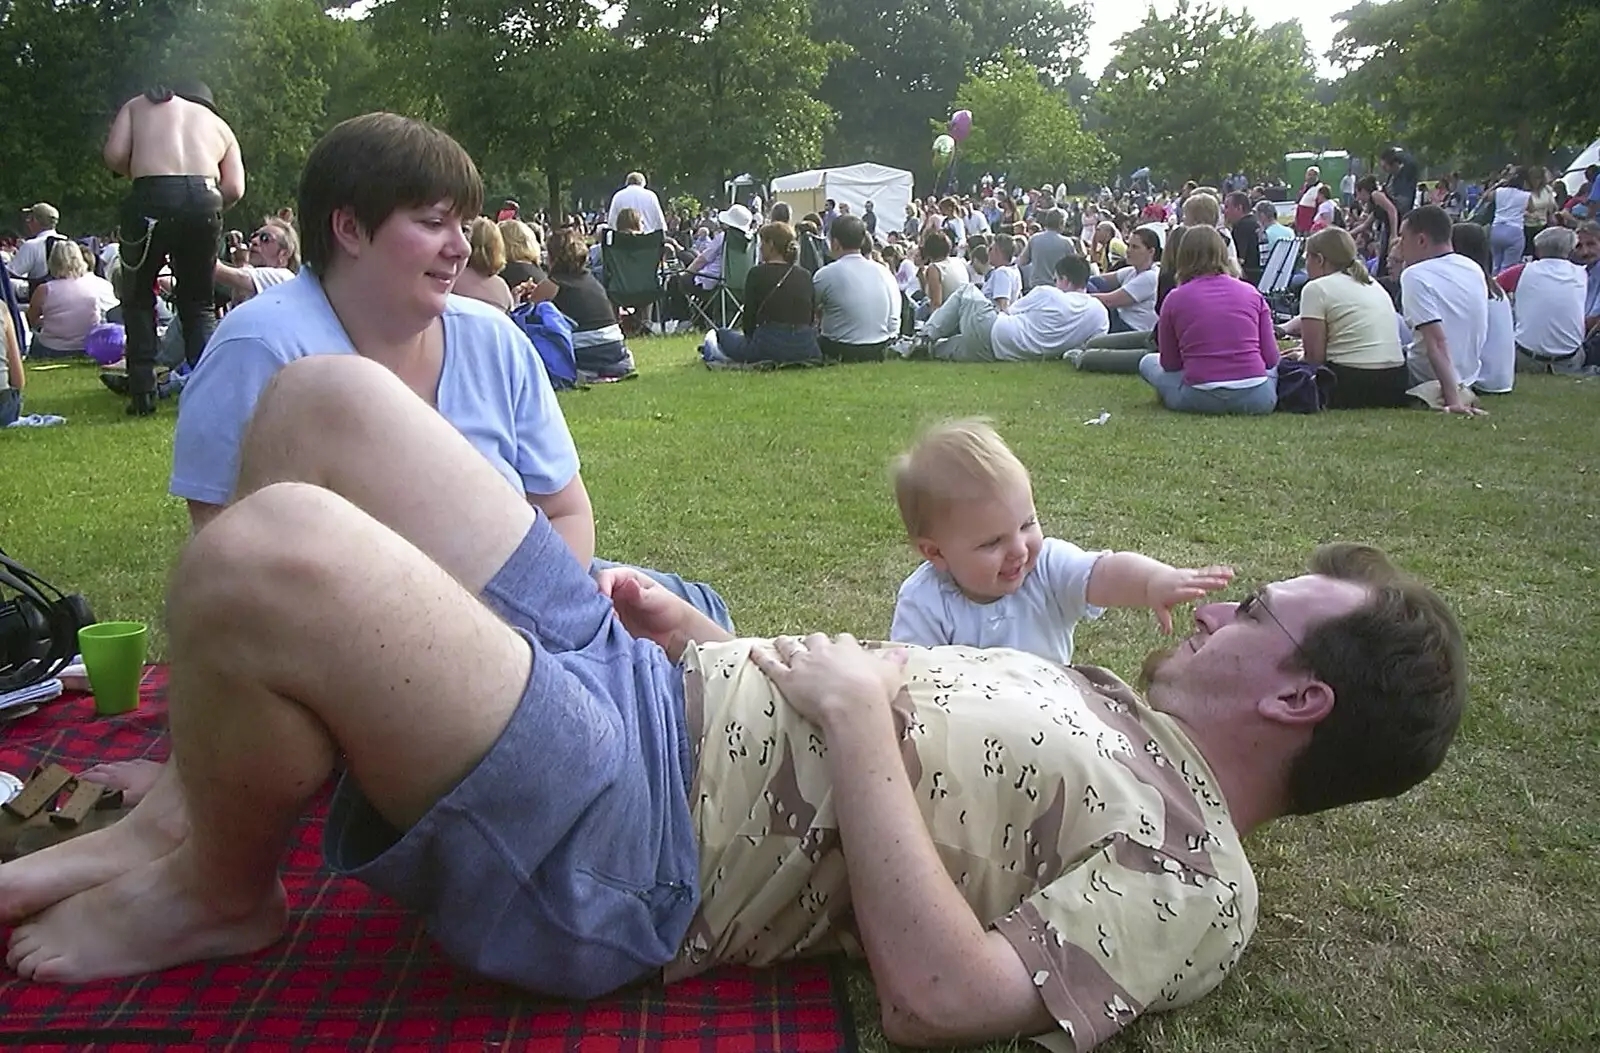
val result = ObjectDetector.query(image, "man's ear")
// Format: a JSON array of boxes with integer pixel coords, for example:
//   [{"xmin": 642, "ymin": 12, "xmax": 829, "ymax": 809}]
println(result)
[
  {"xmin": 329, "ymin": 206, "xmax": 365, "ymax": 259},
  {"xmin": 1259, "ymin": 679, "xmax": 1335, "ymax": 728},
  {"xmin": 915, "ymin": 537, "xmax": 947, "ymax": 571}
]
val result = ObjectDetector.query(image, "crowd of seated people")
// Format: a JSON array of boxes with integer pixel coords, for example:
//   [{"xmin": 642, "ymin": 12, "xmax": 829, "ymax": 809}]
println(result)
[{"xmin": 15, "ymin": 148, "xmax": 1584, "ymax": 420}]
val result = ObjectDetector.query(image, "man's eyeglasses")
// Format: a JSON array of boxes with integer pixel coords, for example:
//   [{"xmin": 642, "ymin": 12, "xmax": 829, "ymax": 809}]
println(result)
[
  {"xmin": 1235, "ymin": 589, "xmax": 1315, "ymax": 669},
  {"xmin": 250, "ymin": 230, "xmax": 276, "ymax": 245}
]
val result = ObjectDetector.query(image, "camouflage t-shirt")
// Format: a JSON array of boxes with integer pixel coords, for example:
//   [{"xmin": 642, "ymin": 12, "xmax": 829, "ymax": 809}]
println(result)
[{"xmin": 668, "ymin": 640, "xmax": 1258, "ymax": 1052}]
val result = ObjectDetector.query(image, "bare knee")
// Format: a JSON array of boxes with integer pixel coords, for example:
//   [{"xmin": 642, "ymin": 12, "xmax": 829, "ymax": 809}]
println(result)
[
  {"xmin": 249, "ymin": 355, "xmax": 405, "ymax": 442},
  {"xmin": 239, "ymin": 356, "xmax": 412, "ymax": 486},
  {"xmin": 169, "ymin": 483, "xmax": 357, "ymax": 657}
]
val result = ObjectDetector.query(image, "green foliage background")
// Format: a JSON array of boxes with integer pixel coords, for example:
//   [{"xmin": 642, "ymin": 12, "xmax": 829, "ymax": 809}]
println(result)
[{"xmin": 0, "ymin": 0, "xmax": 1594, "ymax": 231}]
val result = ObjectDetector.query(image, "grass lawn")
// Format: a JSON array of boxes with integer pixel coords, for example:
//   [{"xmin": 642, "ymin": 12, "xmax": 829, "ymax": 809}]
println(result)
[{"xmin": 3, "ymin": 339, "xmax": 1597, "ymax": 1053}]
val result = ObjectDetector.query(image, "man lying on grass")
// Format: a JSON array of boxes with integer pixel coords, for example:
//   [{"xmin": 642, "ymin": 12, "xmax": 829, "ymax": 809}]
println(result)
[{"xmin": 0, "ymin": 356, "xmax": 1466, "ymax": 1051}]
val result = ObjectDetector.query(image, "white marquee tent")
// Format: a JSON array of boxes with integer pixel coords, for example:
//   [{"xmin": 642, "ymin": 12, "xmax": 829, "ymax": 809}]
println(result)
[
  {"xmin": 1561, "ymin": 138, "xmax": 1599, "ymax": 198},
  {"xmin": 769, "ymin": 163, "xmax": 913, "ymax": 238}
]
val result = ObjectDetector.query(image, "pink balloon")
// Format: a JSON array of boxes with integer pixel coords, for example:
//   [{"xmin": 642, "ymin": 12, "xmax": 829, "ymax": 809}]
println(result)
[{"xmin": 949, "ymin": 110, "xmax": 972, "ymax": 142}]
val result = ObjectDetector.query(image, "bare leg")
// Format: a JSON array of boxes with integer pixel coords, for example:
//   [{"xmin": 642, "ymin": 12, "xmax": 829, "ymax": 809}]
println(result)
[
  {"xmin": 0, "ymin": 765, "xmax": 187, "ymax": 923},
  {"xmin": 0, "ymin": 355, "xmax": 540, "ymax": 927},
  {"xmin": 232, "ymin": 354, "xmax": 536, "ymax": 591},
  {"xmin": 6, "ymin": 395, "xmax": 547, "ymax": 981},
  {"xmin": 8, "ymin": 484, "xmax": 535, "ymax": 981}
]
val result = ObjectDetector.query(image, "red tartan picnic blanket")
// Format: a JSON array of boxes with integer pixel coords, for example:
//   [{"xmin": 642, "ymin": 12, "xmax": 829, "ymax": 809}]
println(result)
[{"xmin": 0, "ymin": 668, "xmax": 857, "ymax": 1052}]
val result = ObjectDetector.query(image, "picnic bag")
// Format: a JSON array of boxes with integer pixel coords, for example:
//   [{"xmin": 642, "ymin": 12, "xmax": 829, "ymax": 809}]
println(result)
[
  {"xmin": 1275, "ymin": 360, "xmax": 1337, "ymax": 413},
  {"xmin": 511, "ymin": 301, "xmax": 579, "ymax": 390}
]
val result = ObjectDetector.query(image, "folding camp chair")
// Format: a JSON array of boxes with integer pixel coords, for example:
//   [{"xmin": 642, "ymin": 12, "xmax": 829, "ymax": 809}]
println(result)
[
  {"xmin": 1257, "ymin": 237, "xmax": 1304, "ymax": 321},
  {"xmin": 601, "ymin": 228, "xmax": 665, "ymax": 335},
  {"xmin": 688, "ymin": 227, "xmax": 755, "ymax": 331}
]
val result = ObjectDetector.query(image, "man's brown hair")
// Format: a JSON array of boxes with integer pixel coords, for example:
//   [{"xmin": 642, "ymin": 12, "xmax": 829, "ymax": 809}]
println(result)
[
  {"xmin": 298, "ymin": 113, "xmax": 482, "ymax": 273},
  {"xmin": 1284, "ymin": 544, "xmax": 1467, "ymax": 815}
]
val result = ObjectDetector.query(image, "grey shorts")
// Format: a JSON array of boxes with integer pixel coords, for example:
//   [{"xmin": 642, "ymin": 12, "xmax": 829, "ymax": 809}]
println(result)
[{"xmin": 324, "ymin": 513, "xmax": 701, "ymax": 999}]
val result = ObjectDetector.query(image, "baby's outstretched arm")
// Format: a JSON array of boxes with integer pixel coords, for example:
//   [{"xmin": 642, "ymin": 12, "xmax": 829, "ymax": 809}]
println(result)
[{"xmin": 1086, "ymin": 553, "xmax": 1235, "ymax": 634}]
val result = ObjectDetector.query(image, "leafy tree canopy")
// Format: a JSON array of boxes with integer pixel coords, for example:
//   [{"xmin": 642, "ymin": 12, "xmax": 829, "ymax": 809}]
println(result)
[
  {"xmin": 1095, "ymin": 0, "xmax": 1319, "ymax": 184},
  {"xmin": 951, "ymin": 50, "xmax": 1114, "ymax": 190}
]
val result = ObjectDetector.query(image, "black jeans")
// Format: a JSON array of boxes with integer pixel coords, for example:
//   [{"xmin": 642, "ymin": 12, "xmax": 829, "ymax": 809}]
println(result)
[
  {"xmin": 119, "ymin": 176, "xmax": 224, "ymax": 395},
  {"xmin": 1326, "ymin": 362, "xmax": 1414, "ymax": 409},
  {"xmin": 818, "ymin": 336, "xmax": 888, "ymax": 363}
]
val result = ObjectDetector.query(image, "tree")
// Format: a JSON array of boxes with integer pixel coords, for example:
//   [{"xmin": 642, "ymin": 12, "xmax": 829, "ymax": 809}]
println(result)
[
  {"xmin": 361, "ymin": 0, "xmax": 626, "ymax": 212},
  {"xmin": 1318, "ymin": 95, "xmax": 1394, "ymax": 169},
  {"xmin": 157, "ymin": 0, "xmax": 369, "ymax": 226},
  {"xmin": 0, "ymin": 0, "xmax": 373, "ymax": 231},
  {"xmin": 951, "ymin": 51, "xmax": 1114, "ymax": 189},
  {"xmin": 810, "ymin": 0, "xmax": 1091, "ymax": 182},
  {"xmin": 619, "ymin": 0, "xmax": 836, "ymax": 203},
  {"xmin": 1331, "ymin": 0, "xmax": 1600, "ymax": 165},
  {"xmin": 0, "ymin": 0, "xmax": 190, "ymax": 228},
  {"xmin": 1094, "ymin": 1, "xmax": 1318, "ymax": 183}
]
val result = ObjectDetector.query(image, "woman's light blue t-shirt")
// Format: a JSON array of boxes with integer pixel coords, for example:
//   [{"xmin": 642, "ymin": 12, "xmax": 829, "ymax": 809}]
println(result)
[{"xmin": 171, "ymin": 270, "xmax": 579, "ymax": 506}]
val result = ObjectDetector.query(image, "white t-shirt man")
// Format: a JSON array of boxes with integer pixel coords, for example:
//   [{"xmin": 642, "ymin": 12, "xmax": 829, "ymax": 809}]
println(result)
[
  {"xmin": 982, "ymin": 264, "xmax": 1022, "ymax": 307},
  {"xmin": 607, "ymin": 183, "xmax": 666, "ymax": 234},
  {"xmin": 1475, "ymin": 295, "xmax": 1514, "ymax": 394},
  {"xmin": 964, "ymin": 210, "xmax": 990, "ymax": 237},
  {"xmin": 1401, "ymin": 253, "xmax": 1487, "ymax": 388},
  {"xmin": 1340, "ymin": 173, "xmax": 1357, "ymax": 199},
  {"xmin": 236, "ymin": 265, "xmax": 296, "ymax": 300},
  {"xmin": 1512, "ymin": 258, "xmax": 1587, "ymax": 359},
  {"xmin": 1114, "ymin": 265, "xmax": 1161, "ymax": 331},
  {"xmin": 991, "ymin": 286, "xmax": 1109, "ymax": 361},
  {"xmin": 7, "ymin": 229, "xmax": 62, "ymax": 282},
  {"xmin": 812, "ymin": 253, "xmax": 899, "ymax": 346},
  {"xmin": 890, "ymin": 537, "xmax": 1108, "ymax": 665}
]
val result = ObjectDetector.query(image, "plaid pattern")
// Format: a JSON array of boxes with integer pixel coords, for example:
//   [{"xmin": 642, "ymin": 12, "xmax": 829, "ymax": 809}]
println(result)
[{"xmin": 0, "ymin": 668, "xmax": 858, "ymax": 1052}]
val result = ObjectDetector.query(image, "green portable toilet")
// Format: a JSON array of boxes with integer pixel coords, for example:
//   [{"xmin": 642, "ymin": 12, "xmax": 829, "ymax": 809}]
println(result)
[{"xmin": 1285, "ymin": 150, "xmax": 1351, "ymax": 189}]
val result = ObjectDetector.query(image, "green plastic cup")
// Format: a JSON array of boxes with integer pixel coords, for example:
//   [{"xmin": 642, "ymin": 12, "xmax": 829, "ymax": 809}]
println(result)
[{"xmin": 78, "ymin": 622, "xmax": 149, "ymax": 717}]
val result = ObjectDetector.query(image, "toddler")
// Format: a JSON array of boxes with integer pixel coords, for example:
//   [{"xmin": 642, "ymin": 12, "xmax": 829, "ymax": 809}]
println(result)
[{"xmin": 889, "ymin": 419, "xmax": 1233, "ymax": 664}]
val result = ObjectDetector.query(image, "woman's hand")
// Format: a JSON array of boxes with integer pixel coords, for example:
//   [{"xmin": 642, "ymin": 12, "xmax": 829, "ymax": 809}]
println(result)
[{"xmin": 749, "ymin": 633, "xmax": 907, "ymax": 728}]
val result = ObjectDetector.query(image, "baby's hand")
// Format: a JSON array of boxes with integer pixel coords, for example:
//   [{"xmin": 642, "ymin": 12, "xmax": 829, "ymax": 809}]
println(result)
[{"xmin": 1146, "ymin": 565, "xmax": 1235, "ymax": 634}]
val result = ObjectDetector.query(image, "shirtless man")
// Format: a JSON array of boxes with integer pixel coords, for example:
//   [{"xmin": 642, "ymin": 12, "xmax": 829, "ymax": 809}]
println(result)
[{"xmin": 103, "ymin": 80, "xmax": 244, "ymax": 415}]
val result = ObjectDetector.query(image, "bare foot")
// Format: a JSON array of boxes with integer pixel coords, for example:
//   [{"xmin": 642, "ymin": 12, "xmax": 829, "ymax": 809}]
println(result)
[
  {"xmin": 79, "ymin": 759, "xmax": 166, "ymax": 807},
  {"xmin": 0, "ymin": 766, "xmax": 188, "ymax": 924},
  {"xmin": 6, "ymin": 844, "xmax": 286, "ymax": 982}
]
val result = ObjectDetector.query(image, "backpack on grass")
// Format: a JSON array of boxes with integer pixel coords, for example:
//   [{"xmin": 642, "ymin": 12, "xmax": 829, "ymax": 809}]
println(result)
[{"xmin": 510, "ymin": 302, "xmax": 579, "ymax": 391}]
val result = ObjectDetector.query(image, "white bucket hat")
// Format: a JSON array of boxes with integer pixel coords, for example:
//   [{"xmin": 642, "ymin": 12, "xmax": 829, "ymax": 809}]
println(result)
[{"xmin": 716, "ymin": 203, "xmax": 754, "ymax": 231}]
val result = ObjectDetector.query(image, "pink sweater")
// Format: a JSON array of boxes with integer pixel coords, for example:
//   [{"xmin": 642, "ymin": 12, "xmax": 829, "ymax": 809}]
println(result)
[{"xmin": 1156, "ymin": 274, "xmax": 1280, "ymax": 385}]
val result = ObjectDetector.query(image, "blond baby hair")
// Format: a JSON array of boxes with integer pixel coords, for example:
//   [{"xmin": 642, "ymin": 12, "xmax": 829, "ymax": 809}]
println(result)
[{"xmin": 892, "ymin": 419, "xmax": 1030, "ymax": 539}]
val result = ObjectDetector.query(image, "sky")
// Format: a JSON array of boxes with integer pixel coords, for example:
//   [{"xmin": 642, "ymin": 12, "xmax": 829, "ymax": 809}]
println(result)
[{"xmin": 1082, "ymin": 0, "xmax": 1357, "ymax": 78}]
